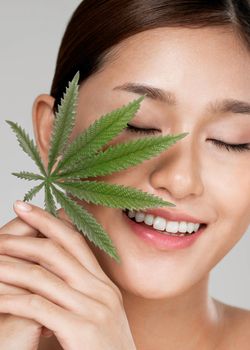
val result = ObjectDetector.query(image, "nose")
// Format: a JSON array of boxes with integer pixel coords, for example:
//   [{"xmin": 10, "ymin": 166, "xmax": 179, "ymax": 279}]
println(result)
[{"xmin": 149, "ymin": 135, "xmax": 204, "ymax": 200}]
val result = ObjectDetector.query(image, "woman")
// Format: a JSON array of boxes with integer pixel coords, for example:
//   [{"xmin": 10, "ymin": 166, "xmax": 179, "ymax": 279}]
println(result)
[{"xmin": 0, "ymin": 1, "xmax": 249, "ymax": 349}]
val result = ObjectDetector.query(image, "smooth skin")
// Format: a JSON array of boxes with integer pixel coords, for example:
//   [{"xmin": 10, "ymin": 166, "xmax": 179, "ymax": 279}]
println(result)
[
  {"xmin": 1, "ymin": 25, "xmax": 250, "ymax": 349},
  {"xmin": 0, "ymin": 203, "xmax": 136, "ymax": 350}
]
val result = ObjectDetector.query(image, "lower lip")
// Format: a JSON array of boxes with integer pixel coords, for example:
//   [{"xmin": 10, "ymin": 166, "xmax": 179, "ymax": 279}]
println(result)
[{"xmin": 123, "ymin": 211, "xmax": 206, "ymax": 250}]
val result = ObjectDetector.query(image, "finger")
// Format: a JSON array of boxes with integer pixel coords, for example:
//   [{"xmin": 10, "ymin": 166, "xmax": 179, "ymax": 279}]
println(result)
[
  {"xmin": 0, "ymin": 254, "xmax": 32, "ymax": 265},
  {"xmin": 0, "ymin": 216, "xmax": 44, "ymax": 273},
  {"xmin": 0, "ymin": 254, "xmax": 34, "ymax": 295},
  {"xmin": 0, "ymin": 216, "xmax": 39, "ymax": 237},
  {"xmin": 0, "ymin": 280, "xmax": 52, "ymax": 340},
  {"xmin": 13, "ymin": 201, "xmax": 113, "ymax": 285},
  {"xmin": 0, "ymin": 235, "xmax": 115, "ymax": 305},
  {"xmin": 0, "ymin": 293, "xmax": 78, "ymax": 336},
  {"xmin": 0, "ymin": 209, "xmax": 72, "ymax": 239},
  {"xmin": 0, "ymin": 281, "xmax": 28, "ymax": 295},
  {"xmin": 0, "ymin": 279, "xmax": 53, "ymax": 339},
  {"xmin": 0, "ymin": 255, "xmax": 32, "ymax": 295},
  {"xmin": 0, "ymin": 256, "xmax": 52, "ymax": 337},
  {"xmin": 0, "ymin": 260, "xmax": 104, "ymax": 317},
  {"xmin": 41, "ymin": 328, "xmax": 54, "ymax": 338}
]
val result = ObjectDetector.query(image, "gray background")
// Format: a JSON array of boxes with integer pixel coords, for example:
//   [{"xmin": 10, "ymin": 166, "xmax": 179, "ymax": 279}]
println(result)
[{"xmin": 0, "ymin": 1, "xmax": 249, "ymax": 310}]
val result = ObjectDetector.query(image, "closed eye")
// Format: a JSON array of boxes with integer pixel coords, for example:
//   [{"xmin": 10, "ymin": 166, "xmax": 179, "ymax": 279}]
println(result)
[
  {"xmin": 125, "ymin": 124, "xmax": 159, "ymax": 135},
  {"xmin": 207, "ymin": 139, "xmax": 250, "ymax": 153},
  {"xmin": 125, "ymin": 124, "xmax": 250, "ymax": 153}
]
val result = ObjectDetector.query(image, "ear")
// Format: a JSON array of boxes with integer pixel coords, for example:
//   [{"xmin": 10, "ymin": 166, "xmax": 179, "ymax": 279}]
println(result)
[{"xmin": 32, "ymin": 94, "xmax": 56, "ymax": 170}]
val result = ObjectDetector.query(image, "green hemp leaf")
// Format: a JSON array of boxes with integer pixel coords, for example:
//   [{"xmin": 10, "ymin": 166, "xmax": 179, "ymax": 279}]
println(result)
[{"xmin": 6, "ymin": 72, "xmax": 189, "ymax": 264}]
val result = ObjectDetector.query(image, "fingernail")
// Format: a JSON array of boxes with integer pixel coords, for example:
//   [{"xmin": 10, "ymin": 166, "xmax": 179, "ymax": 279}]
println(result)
[{"xmin": 14, "ymin": 200, "xmax": 32, "ymax": 212}]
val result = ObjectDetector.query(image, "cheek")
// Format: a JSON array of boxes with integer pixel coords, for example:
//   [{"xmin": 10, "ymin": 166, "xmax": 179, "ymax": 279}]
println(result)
[
  {"xmin": 85, "ymin": 209, "xmax": 211, "ymax": 299},
  {"xmin": 77, "ymin": 152, "xmax": 250, "ymax": 298},
  {"xmin": 201, "ymin": 161, "xmax": 250, "ymax": 265},
  {"xmin": 85, "ymin": 200, "xmax": 248, "ymax": 300},
  {"xmin": 204, "ymin": 156, "xmax": 250, "ymax": 222}
]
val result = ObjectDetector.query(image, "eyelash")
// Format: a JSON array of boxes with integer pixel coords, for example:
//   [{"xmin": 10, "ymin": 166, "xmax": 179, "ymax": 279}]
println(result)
[{"xmin": 125, "ymin": 124, "xmax": 250, "ymax": 153}]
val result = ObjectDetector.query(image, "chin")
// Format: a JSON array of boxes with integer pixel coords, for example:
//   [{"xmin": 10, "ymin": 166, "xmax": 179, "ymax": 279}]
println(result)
[
  {"xmin": 116, "ymin": 273, "xmax": 198, "ymax": 300},
  {"xmin": 94, "ymin": 250, "xmax": 200, "ymax": 300}
]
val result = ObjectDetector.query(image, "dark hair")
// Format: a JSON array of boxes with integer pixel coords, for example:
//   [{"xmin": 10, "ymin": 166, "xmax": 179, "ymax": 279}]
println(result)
[{"xmin": 50, "ymin": 0, "xmax": 250, "ymax": 113}]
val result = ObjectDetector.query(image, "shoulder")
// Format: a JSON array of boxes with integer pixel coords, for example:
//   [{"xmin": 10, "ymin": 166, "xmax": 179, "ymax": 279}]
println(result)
[{"xmin": 213, "ymin": 298, "xmax": 250, "ymax": 349}]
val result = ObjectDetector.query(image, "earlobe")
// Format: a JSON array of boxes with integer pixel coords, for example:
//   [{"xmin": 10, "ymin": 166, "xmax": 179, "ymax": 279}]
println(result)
[{"xmin": 32, "ymin": 94, "xmax": 55, "ymax": 169}]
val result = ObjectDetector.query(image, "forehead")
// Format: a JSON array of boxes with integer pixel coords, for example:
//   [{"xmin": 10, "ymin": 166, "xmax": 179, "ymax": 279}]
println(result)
[
  {"xmin": 108, "ymin": 26, "xmax": 249, "ymax": 63},
  {"xmin": 99, "ymin": 26, "xmax": 250, "ymax": 109},
  {"xmin": 104, "ymin": 26, "xmax": 250, "ymax": 82}
]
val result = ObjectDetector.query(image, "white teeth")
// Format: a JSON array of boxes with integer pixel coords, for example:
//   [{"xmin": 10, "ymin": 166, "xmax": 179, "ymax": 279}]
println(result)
[
  {"xmin": 144, "ymin": 214, "xmax": 154, "ymax": 225},
  {"xmin": 166, "ymin": 221, "xmax": 179, "ymax": 233},
  {"xmin": 178, "ymin": 221, "xmax": 188, "ymax": 233},
  {"xmin": 153, "ymin": 217, "xmax": 166, "ymax": 231},
  {"xmin": 125, "ymin": 210, "xmax": 201, "ymax": 234},
  {"xmin": 135, "ymin": 212, "xmax": 145, "ymax": 223},
  {"xmin": 128, "ymin": 210, "xmax": 136, "ymax": 219},
  {"xmin": 187, "ymin": 222, "xmax": 195, "ymax": 233},
  {"xmin": 194, "ymin": 224, "xmax": 200, "ymax": 232}
]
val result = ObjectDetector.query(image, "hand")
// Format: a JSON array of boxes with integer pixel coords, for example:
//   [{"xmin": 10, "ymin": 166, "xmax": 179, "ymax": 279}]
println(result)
[
  {"xmin": 0, "ymin": 201, "xmax": 136, "ymax": 350},
  {"xmin": 0, "ymin": 216, "xmax": 55, "ymax": 350}
]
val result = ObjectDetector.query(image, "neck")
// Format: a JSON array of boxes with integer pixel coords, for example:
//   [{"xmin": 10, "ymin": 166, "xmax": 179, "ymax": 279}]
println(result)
[{"xmin": 120, "ymin": 274, "xmax": 224, "ymax": 350}]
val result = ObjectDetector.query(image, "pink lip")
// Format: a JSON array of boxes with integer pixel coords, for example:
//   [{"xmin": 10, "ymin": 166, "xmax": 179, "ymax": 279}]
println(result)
[{"xmin": 123, "ymin": 211, "xmax": 206, "ymax": 250}]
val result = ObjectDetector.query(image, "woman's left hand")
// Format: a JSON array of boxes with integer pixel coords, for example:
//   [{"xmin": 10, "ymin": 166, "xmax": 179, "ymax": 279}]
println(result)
[{"xmin": 0, "ymin": 202, "xmax": 136, "ymax": 350}]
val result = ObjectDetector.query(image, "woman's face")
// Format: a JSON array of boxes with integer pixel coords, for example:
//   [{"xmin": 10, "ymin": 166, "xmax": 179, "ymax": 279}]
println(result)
[{"xmin": 56, "ymin": 26, "xmax": 250, "ymax": 298}]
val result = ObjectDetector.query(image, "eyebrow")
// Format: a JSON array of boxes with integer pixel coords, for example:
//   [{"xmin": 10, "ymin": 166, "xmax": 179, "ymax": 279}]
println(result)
[{"xmin": 113, "ymin": 82, "xmax": 250, "ymax": 116}]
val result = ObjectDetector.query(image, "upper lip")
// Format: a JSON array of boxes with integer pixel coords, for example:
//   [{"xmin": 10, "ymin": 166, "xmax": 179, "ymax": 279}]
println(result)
[{"xmin": 125, "ymin": 208, "xmax": 206, "ymax": 224}]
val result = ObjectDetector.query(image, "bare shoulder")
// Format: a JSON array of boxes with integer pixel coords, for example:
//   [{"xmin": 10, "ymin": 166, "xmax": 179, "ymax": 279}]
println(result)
[{"xmin": 213, "ymin": 298, "xmax": 250, "ymax": 349}]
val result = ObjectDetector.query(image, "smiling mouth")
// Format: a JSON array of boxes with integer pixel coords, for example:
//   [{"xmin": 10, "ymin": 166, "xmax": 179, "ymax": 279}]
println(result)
[{"xmin": 122, "ymin": 209, "xmax": 207, "ymax": 237}]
